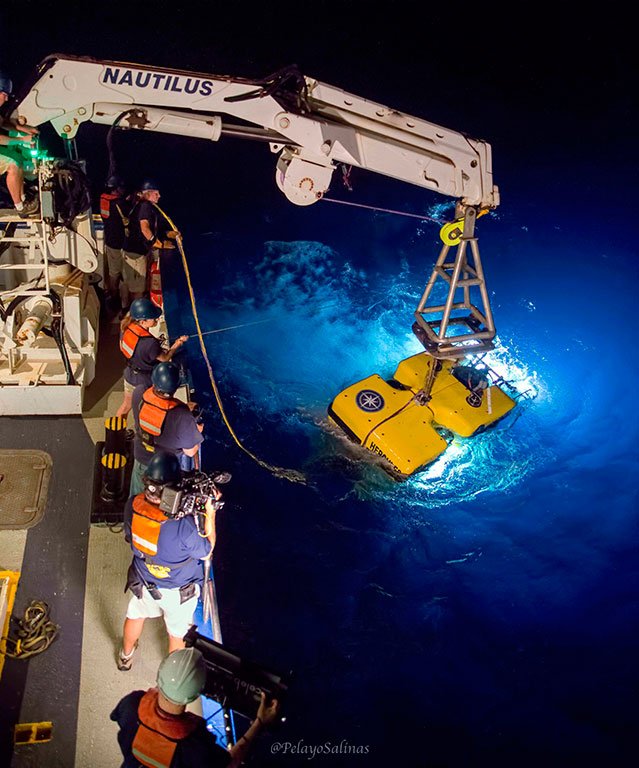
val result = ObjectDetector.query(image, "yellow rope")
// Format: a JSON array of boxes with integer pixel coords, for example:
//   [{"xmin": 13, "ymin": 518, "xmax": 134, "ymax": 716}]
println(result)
[
  {"xmin": 154, "ymin": 205, "xmax": 306, "ymax": 485},
  {"xmin": 5, "ymin": 600, "xmax": 58, "ymax": 659}
]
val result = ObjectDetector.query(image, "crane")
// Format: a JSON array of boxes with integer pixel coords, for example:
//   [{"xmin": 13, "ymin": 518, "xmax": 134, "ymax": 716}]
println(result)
[{"xmin": 3, "ymin": 54, "xmax": 516, "ymax": 473}]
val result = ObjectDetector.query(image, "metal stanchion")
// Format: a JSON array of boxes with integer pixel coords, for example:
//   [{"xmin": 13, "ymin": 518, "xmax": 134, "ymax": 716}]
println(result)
[
  {"xmin": 100, "ymin": 416, "xmax": 128, "ymax": 502},
  {"xmin": 104, "ymin": 415, "xmax": 127, "ymax": 456},
  {"xmin": 100, "ymin": 452, "xmax": 128, "ymax": 502}
]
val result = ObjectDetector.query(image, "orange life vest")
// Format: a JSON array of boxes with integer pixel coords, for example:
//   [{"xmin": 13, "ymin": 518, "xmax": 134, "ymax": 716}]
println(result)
[
  {"xmin": 131, "ymin": 689, "xmax": 199, "ymax": 768},
  {"xmin": 138, "ymin": 388, "xmax": 181, "ymax": 451},
  {"xmin": 100, "ymin": 191, "xmax": 118, "ymax": 220},
  {"xmin": 120, "ymin": 322, "xmax": 153, "ymax": 360},
  {"xmin": 131, "ymin": 494, "xmax": 168, "ymax": 556}
]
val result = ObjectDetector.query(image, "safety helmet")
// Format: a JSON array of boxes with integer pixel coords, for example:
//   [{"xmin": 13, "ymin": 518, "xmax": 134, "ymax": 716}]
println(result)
[
  {"xmin": 143, "ymin": 450, "xmax": 182, "ymax": 486},
  {"xmin": 106, "ymin": 174, "xmax": 124, "ymax": 189},
  {"xmin": 157, "ymin": 648, "xmax": 206, "ymax": 705},
  {"xmin": 0, "ymin": 73, "xmax": 12, "ymax": 96},
  {"xmin": 140, "ymin": 179, "xmax": 160, "ymax": 192},
  {"xmin": 129, "ymin": 297, "xmax": 162, "ymax": 321},
  {"xmin": 152, "ymin": 362, "xmax": 181, "ymax": 395}
]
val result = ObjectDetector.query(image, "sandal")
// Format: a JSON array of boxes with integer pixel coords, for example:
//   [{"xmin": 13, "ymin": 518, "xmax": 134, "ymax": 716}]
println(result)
[{"xmin": 117, "ymin": 643, "xmax": 137, "ymax": 671}]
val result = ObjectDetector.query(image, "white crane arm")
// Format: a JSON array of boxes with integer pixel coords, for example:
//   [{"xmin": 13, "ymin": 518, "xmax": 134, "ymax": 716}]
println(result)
[{"xmin": 16, "ymin": 55, "xmax": 499, "ymax": 208}]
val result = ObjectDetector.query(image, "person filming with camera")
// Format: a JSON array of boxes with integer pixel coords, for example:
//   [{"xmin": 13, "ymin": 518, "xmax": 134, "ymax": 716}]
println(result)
[
  {"xmin": 111, "ymin": 647, "xmax": 280, "ymax": 767},
  {"xmin": 118, "ymin": 450, "xmax": 223, "ymax": 671}
]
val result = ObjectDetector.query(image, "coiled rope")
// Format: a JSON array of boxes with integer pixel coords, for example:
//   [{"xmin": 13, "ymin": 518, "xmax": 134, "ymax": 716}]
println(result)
[
  {"xmin": 154, "ymin": 205, "xmax": 306, "ymax": 485},
  {"xmin": 5, "ymin": 600, "xmax": 59, "ymax": 659}
]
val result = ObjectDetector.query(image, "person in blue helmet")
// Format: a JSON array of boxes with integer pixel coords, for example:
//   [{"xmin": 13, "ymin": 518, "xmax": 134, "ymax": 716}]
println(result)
[
  {"xmin": 111, "ymin": 647, "xmax": 279, "ymax": 767},
  {"xmin": 0, "ymin": 72, "xmax": 39, "ymax": 216},
  {"xmin": 117, "ymin": 453, "xmax": 223, "ymax": 668},
  {"xmin": 129, "ymin": 361, "xmax": 204, "ymax": 496},
  {"xmin": 117, "ymin": 297, "xmax": 188, "ymax": 419}
]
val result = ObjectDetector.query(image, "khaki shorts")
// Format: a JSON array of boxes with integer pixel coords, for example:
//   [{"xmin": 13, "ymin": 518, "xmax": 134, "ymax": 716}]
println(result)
[
  {"xmin": 105, "ymin": 245, "xmax": 123, "ymax": 278},
  {"xmin": 122, "ymin": 250, "xmax": 148, "ymax": 293},
  {"xmin": 123, "ymin": 378, "xmax": 136, "ymax": 394},
  {"xmin": 126, "ymin": 582, "xmax": 200, "ymax": 638},
  {"xmin": 0, "ymin": 148, "xmax": 21, "ymax": 175}
]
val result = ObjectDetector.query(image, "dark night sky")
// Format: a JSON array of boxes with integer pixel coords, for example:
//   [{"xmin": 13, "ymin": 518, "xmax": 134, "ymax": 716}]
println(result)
[
  {"xmin": 2, "ymin": 1, "xmax": 634, "ymax": 232},
  {"xmin": 0, "ymin": 1, "xmax": 633, "ymax": 146}
]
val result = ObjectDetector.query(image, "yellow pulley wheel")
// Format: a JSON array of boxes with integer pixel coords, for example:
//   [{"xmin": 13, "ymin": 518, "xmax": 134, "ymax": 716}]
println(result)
[{"xmin": 439, "ymin": 209, "xmax": 489, "ymax": 245}]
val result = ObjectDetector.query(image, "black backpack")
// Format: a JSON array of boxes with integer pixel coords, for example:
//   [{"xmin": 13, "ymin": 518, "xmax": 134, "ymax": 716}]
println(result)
[{"xmin": 50, "ymin": 160, "xmax": 92, "ymax": 228}]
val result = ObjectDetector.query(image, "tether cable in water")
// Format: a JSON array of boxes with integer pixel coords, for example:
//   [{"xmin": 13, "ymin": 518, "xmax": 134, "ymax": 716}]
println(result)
[
  {"xmin": 187, "ymin": 318, "xmax": 273, "ymax": 338},
  {"xmin": 154, "ymin": 205, "xmax": 306, "ymax": 485}
]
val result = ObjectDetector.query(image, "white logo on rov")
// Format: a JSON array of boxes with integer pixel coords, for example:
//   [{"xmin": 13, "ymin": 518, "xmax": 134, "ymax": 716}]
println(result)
[{"xmin": 355, "ymin": 390, "xmax": 385, "ymax": 412}]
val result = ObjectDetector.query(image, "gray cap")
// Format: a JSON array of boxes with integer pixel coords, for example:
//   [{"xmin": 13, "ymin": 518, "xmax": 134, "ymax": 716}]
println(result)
[{"xmin": 157, "ymin": 647, "xmax": 206, "ymax": 705}]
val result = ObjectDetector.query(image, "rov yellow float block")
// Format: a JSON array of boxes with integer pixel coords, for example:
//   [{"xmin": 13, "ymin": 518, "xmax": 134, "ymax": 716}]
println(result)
[
  {"xmin": 393, "ymin": 352, "xmax": 439, "ymax": 389},
  {"xmin": 393, "ymin": 352, "xmax": 516, "ymax": 437},
  {"xmin": 365, "ymin": 402, "xmax": 448, "ymax": 475},
  {"xmin": 328, "ymin": 374, "xmax": 448, "ymax": 475},
  {"xmin": 429, "ymin": 368, "xmax": 516, "ymax": 437}
]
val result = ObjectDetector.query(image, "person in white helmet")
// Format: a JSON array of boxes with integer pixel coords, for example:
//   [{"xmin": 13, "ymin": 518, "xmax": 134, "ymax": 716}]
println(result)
[
  {"xmin": 0, "ymin": 71, "xmax": 39, "ymax": 216},
  {"xmin": 110, "ymin": 647, "xmax": 280, "ymax": 767}
]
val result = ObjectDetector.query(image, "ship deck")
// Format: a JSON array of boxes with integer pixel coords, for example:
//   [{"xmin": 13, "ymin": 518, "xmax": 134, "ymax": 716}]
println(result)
[{"xmin": 0, "ymin": 308, "xmax": 211, "ymax": 766}]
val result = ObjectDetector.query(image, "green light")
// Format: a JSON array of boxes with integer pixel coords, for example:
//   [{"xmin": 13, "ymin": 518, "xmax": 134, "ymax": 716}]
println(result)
[{"xmin": 28, "ymin": 148, "xmax": 51, "ymax": 162}]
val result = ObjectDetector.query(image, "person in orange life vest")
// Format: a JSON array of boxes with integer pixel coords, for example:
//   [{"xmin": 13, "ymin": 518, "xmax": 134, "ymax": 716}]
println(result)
[
  {"xmin": 118, "ymin": 452, "xmax": 222, "ymax": 670},
  {"xmin": 0, "ymin": 73, "xmax": 40, "ymax": 217},
  {"xmin": 128, "ymin": 361, "xmax": 203, "ymax": 497},
  {"xmin": 117, "ymin": 298, "xmax": 188, "ymax": 420},
  {"xmin": 111, "ymin": 647, "xmax": 280, "ymax": 768}
]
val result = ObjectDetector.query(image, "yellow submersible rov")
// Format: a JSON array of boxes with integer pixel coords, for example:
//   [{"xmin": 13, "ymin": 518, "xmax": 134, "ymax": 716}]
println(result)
[{"xmin": 328, "ymin": 205, "xmax": 517, "ymax": 478}]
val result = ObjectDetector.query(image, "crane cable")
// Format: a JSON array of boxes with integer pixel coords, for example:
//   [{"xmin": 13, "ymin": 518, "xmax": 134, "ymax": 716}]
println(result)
[
  {"xmin": 321, "ymin": 196, "xmax": 444, "ymax": 224},
  {"xmin": 154, "ymin": 204, "xmax": 306, "ymax": 485}
]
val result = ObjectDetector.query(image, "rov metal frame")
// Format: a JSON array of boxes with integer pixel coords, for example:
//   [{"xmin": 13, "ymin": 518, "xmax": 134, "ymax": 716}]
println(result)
[{"xmin": 413, "ymin": 205, "xmax": 496, "ymax": 359}]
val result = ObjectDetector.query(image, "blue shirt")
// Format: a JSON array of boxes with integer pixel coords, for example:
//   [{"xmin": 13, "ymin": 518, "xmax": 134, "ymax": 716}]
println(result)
[
  {"xmin": 123, "ymin": 336, "xmax": 164, "ymax": 388},
  {"xmin": 124, "ymin": 496, "xmax": 212, "ymax": 588},
  {"xmin": 131, "ymin": 385, "xmax": 204, "ymax": 465}
]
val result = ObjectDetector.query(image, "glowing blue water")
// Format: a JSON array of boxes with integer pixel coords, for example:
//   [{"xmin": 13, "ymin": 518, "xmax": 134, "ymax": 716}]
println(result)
[{"xmin": 162, "ymin": 187, "xmax": 638, "ymax": 766}]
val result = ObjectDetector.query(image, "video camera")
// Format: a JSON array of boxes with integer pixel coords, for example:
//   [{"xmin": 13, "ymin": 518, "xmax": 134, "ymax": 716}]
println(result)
[
  {"xmin": 158, "ymin": 470, "xmax": 232, "ymax": 521},
  {"xmin": 184, "ymin": 627, "xmax": 290, "ymax": 721}
]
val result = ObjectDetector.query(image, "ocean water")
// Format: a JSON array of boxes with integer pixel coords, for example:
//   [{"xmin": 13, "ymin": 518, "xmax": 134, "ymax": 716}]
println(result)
[
  {"xmin": 160, "ymin": 160, "xmax": 638, "ymax": 767},
  {"xmin": 0, "ymin": 5, "xmax": 633, "ymax": 765}
]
